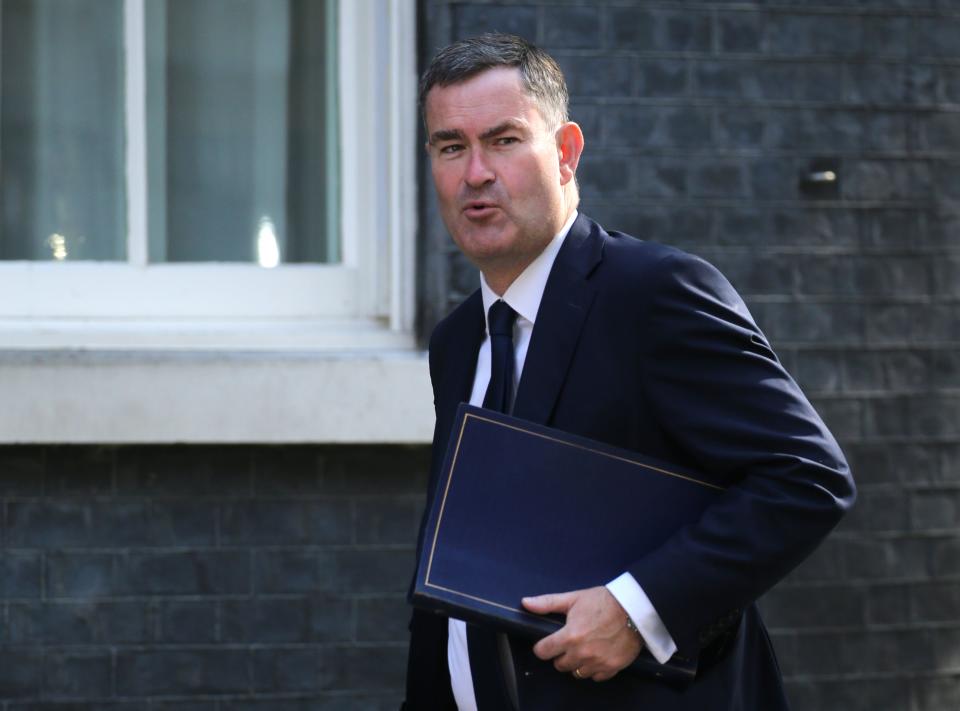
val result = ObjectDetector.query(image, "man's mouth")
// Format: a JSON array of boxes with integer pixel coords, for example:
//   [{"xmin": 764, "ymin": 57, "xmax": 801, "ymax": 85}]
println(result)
[{"xmin": 463, "ymin": 202, "xmax": 499, "ymax": 218}]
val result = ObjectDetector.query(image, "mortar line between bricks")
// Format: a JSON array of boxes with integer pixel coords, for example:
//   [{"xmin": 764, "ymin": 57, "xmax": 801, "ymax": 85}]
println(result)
[
  {"xmin": 1, "ymin": 543, "xmax": 416, "ymax": 552},
  {"xmin": 693, "ymin": 248, "xmax": 960, "ymax": 257},
  {"xmin": 606, "ymin": 2, "xmax": 960, "ymax": 18},
  {"xmin": 790, "ymin": 390, "xmax": 960, "ymax": 400},
  {"xmin": 831, "ymin": 529, "xmax": 960, "ymax": 541},
  {"xmin": 807, "ymin": 576, "xmax": 960, "ymax": 586},
  {"xmin": 0, "ymin": 692, "xmax": 408, "ymax": 705},
  {"xmin": 590, "ymin": 149, "xmax": 960, "ymax": 161},
  {"xmin": 34, "ymin": 594, "xmax": 363, "ymax": 603},
  {"xmin": 805, "ymin": 393, "xmax": 960, "ymax": 403},
  {"xmin": 775, "ymin": 346, "xmax": 960, "ymax": 354},
  {"xmin": 553, "ymin": 47, "xmax": 960, "ymax": 63},
  {"xmin": 585, "ymin": 138, "xmax": 960, "ymax": 151},
  {"xmin": 54, "ymin": 689, "xmax": 408, "ymax": 703},
  {"xmin": 846, "ymin": 481, "xmax": 960, "ymax": 491},
  {"xmin": 772, "ymin": 581, "xmax": 960, "ymax": 593},
  {"xmin": 713, "ymin": 289, "xmax": 957, "ymax": 302},
  {"xmin": 588, "ymin": 199, "xmax": 941, "ymax": 210},
  {"xmin": 1, "ymin": 641, "xmax": 410, "ymax": 651},
  {"xmin": 847, "ymin": 528, "xmax": 960, "ymax": 544},
  {"xmin": 756, "ymin": 340, "xmax": 960, "ymax": 352},
  {"xmin": 766, "ymin": 621, "xmax": 960, "ymax": 634},
  {"xmin": 792, "ymin": 436, "xmax": 960, "ymax": 446},
  {"xmin": 782, "ymin": 669, "xmax": 960, "ymax": 683},
  {"xmin": 776, "ymin": 573, "xmax": 960, "ymax": 588},
  {"xmin": 744, "ymin": 294, "xmax": 955, "ymax": 303},
  {"xmin": 574, "ymin": 90, "xmax": 960, "ymax": 105},
  {"xmin": 590, "ymin": 121, "xmax": 956, "ymax": 139}
]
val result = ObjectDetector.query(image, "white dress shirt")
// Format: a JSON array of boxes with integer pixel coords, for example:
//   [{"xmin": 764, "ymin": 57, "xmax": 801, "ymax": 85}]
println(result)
[{"xmin": 445, "ymin": 210, "xmax": 677, "ymax": 711}]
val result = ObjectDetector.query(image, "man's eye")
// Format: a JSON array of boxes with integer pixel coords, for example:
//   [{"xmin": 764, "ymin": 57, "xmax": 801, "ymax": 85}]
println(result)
[
  {"xmin": 439, "ymin": 144, "xmax": 464, "ymax": 155},
  {"xmin": 496, "ymin": 137, "xmax": 518, "ymax": 145}
]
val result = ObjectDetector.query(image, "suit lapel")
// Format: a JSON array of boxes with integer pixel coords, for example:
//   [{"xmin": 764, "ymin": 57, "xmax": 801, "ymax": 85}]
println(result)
[
  {"xmin": 512, "ymin": 214, "xmax": 604, "ymax": 425},
  {"xmin": 435, "ymin": 289, "xmax": 485, "ymax": 430}
]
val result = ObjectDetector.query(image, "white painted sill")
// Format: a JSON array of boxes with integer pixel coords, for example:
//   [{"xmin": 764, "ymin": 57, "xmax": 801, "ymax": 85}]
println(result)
[{"xmin": 0, "ymin": 338, "xmax": 433, "ymax": 444}]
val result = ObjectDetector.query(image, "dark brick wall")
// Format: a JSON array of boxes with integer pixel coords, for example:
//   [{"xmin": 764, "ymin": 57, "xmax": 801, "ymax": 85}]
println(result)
[
  {"xmin": 418, "ymin": 1, "xmax": 960, "ymax": 709},
  {"xmin": 0, "ymin": 446, "xmax": 428, "ymax": 708}
]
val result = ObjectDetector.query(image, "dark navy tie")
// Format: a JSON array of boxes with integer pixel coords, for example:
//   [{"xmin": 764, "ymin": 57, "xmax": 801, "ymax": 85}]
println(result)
[
  {"xmin": 482, "ymin": 300, "xmax": 518, "ymax": 413},
  {"xmin": 468, "ymin": 299, "xmax": 519, "ymax": 709}
]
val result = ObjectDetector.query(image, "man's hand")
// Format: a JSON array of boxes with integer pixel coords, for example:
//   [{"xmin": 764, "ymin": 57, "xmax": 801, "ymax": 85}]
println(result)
[{"xmin": 522, "ymin": 586, "xmax": 643, "ymax": 682}]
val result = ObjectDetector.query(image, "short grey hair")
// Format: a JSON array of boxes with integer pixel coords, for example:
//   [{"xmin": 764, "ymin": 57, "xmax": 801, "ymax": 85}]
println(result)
[{"xmin": 419, "ymin": 33, "xmax": 569, "ymax": 130}]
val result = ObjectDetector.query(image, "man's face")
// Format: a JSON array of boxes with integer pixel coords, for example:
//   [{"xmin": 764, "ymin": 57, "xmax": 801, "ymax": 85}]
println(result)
[{"xmin": 424, "ymin": 67, "xmax": 571, "ymax": 283}]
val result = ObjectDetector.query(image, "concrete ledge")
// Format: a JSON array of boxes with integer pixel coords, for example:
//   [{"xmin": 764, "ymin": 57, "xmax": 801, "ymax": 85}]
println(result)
[{"xmin": 0, "ymin": 350, "xmax": 433, "ymax": 444}]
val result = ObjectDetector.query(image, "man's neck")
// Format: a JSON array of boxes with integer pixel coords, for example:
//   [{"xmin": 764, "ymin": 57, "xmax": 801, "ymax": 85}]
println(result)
[
  {"xmin": 481, "ymin": 208, "xmax": 577, "ymax": 296},
  {"xmin": 483, "ymin": 263, "xmax": 532, "ymax": 297},
  {"xmin": 480, "ymin": 209, "xmax": 578, "ymax": 301}
]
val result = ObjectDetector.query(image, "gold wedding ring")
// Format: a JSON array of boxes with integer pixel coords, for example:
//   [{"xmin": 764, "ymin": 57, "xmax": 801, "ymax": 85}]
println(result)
[{"xmin": 573, "ymin": 668, "xmax": 585, "ymax": 680}]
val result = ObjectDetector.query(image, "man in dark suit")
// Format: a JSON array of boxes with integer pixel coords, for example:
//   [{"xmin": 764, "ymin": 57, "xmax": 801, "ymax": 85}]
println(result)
[{"xmin": 404, "ymin": 33, "xmax": 855, "ymax": 710}]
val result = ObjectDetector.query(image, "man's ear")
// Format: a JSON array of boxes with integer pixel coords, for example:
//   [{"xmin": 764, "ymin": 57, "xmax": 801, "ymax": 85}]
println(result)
[{"xmin": 556, "ymin": 121, "xmax": 584, "ymax": 186}]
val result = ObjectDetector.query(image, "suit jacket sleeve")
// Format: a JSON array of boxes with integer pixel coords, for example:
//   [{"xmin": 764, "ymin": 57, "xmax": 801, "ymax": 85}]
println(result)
[{"xmin": 626, "ymin": 250, "xmax": 855, "ymax": 658}]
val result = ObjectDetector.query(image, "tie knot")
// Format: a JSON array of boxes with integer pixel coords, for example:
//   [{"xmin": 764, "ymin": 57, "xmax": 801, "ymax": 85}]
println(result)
[{"xmin": 487, "ymin": 300, "xmax": 517, "ymax": 338}]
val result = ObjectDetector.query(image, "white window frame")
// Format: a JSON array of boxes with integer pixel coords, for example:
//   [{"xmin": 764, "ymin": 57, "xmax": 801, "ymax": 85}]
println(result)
[
  {"xmin": 0, "ymin": 0, "xmax": 434, "ymax": 444},
  {"xmin": 0, "ymin": 0, "xmax": 418, "ymax": 351}
]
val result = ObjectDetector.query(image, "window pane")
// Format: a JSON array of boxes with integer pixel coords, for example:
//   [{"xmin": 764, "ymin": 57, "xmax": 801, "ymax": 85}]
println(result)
[
  {"xmin": 149, "ymin": 0, "xmax": 339, "ymax": 265},
  {"xmin": 0, "ymin": 0, "xmax": 126, "ymax": 261}
]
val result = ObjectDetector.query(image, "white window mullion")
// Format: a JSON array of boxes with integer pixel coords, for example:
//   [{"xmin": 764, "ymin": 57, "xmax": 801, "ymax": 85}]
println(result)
[{"xmin": 124, "ymin": 0, "xmax": 148, "ymax": 267}]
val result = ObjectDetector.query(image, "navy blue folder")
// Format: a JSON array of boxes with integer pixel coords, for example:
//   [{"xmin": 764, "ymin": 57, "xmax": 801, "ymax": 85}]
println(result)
[{"xmin": 412, "ymin": 403, "xmax": 724, "ymax": 683}]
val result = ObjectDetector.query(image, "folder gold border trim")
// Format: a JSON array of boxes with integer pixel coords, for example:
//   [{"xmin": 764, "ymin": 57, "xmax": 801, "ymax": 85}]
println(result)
[{"xmin": 424, "ymin": 411, "xmax": 723, "ymax": 617}]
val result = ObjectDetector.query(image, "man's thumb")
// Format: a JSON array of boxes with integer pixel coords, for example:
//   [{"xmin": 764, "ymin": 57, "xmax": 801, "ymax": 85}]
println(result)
[{"xmin": 522, "ymin": 591, "xmax": 576, "ymax": 614}]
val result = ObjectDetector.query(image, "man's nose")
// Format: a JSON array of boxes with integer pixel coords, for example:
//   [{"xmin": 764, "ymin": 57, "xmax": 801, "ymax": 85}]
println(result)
[{"xmin": 464, "ymin": 149, "xmax": 495, "ymax": 188}]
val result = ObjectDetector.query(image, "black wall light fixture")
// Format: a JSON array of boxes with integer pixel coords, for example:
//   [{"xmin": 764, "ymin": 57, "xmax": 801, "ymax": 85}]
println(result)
[{"xmin": 800, "ymin": 158, "xmax": 840, "ymax": 199}]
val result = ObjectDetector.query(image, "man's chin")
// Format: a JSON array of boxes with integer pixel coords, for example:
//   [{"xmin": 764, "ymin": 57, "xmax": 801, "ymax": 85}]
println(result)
[
  {"xmin": 451, "ymin": 224, "xmax": 514, "ymax": 256},
  {"xmin": 457, "ymin": 235, "xmax": 514, "ymax": 260}
]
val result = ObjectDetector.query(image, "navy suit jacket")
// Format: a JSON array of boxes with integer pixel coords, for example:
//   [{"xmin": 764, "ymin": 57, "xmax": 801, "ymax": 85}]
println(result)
[{"xmin": 404, "ymin": 214, "xmax": 855, "ymax": 710}]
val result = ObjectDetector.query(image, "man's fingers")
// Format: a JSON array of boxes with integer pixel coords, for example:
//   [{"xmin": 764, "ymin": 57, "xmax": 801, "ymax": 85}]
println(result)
[
  {"xmin": 528, "ymin": 586, "xmax": 642, "ymax": 684},
  {"xmin": 532, "ymin": 628, "xmax": 567, "ymax": 660},
  {"xmin": 549, "ymin": 650, "xmax": 579, "ymax": 674},
  {"xmin": 527, "ymin": 590, "xmax": 586, "ymax": 660},
  {"xmin": 553, "ymin": 655, "xmax": 617, "ymax": 682},
  {"xmin": 522, "ymin": 590, "xmax": 578, "ymax": 614}
]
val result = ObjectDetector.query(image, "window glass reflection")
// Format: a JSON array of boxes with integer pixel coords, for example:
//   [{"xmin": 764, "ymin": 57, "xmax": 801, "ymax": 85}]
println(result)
[
  {"xmin": 149, "ymin": 0, "xmax": 339, "ymax": 264},
  {"xmin": 0, "ymin": 0, "xmax": 126, "ymax": 261}
]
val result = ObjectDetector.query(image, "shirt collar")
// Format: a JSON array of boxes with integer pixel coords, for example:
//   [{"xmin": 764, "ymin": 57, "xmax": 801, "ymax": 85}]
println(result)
[{"xmin": 480, "ymin": 209, "xmax": 578, "ymax": 331}]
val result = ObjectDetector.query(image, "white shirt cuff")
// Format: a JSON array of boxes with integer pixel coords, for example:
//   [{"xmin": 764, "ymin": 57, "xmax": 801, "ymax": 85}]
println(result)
[{"xmin": 606, "ymin": 572, "xmax": 678, "ymax": 664}]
